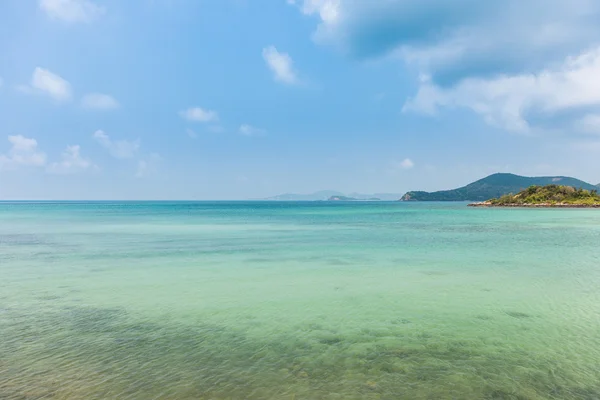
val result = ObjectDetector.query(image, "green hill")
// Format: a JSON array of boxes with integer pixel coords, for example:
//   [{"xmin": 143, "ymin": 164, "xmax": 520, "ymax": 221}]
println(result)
[
  {"xmin": 401, "ymin": 173, "xmax": 598, "ymax": 202},
  {"xmin": 470, "ymin": 185, "xmax": 600, "ymax": 207}
]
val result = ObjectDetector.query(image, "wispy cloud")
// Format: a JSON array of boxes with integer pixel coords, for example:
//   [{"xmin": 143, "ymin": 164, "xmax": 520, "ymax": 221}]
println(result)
[
  {"xmin": 0, "ymin": 135, "xmax": 47, "ymax": 170},
  {"xmin": 39, "ymin": 0, "xmax": 105, "ymax": 23},
  {"xmin": 81, "ymin": 93, "xmax": 119, "ymax": 110},
  {"xmin": 47, "ymin": 145, "xmax": 95, "ymax": 174},
  {"xmin": 179, "ymin": 107, "xmax": 219, "ymax": 122},
  {"xmin": 19, "ymin": 67, "xmax": 72, "ymax": 101},
  {"xmin": 262, "ymin": 46, "xmax": 299, "ymax": 85},
  {"xmin": 239, "ymin": 124, "xmax": 267, "ymax": 137},
  {"xmin": 93, "ymin": 130, "xmax": 140, "ymax": 159}
]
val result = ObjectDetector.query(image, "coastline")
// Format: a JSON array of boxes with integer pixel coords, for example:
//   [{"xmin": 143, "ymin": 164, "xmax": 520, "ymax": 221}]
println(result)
[{"xmin": 469, "ymin": 202, "xmax": 600, "ymax": 208}]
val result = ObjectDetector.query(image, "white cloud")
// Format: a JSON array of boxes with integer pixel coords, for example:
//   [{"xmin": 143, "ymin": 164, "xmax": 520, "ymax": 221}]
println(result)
[
  {"xmin": 262, "ymin": 46, "xmax": 299, "ymax": 85},
  {"xmin": 404, "ymin": 47, "xmax": 600, "ymax": 133},
  {"xmin": 81, "ymin": 93, "xmax": 119, "ymax": 110},
  {"xmin": 39, "ymin": 0, "xmax": 105, "ymax": 23},
  {"xmin": 397, "ymin": 158, "xmax": 415, "ymax": 170},
  {"xmin": 0, "ymin": 135, "xmax": 47, "ymax": 170},
  {"xmin": 400, "ymin": 158, "xmax": 415, "ymax": 169},
  {"xmin": 239, "ymin": 124, "xmax": 267, "ymax": 137},
  {"xmin": 1, "ymin": 136, "xmax": 95, "ymax": 174},
  {"xmin": 179, "ymin": 107, "xmax": 218, "ymax": 122},
  {"xmin": 93, "ymin": 130, "xmax": 140, "ymax": 159},
  {"xmin": 47, "ymin": 145, "xmax": 94, "ymax": 174},
  {"xmin": 291, "ymin": 0, "xmax": 600, "ymax": 137},
  {"xmin": 20, "ymin": 67, "xmax": 72, "ymax": 101},
  {"xmin": 292, "ymin": 0, "xmax": 340, "ymax": 24}
]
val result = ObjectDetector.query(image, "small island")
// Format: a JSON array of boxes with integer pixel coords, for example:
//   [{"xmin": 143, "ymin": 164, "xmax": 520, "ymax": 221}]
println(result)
[
  {"xmin": 328, "ymin": 195, "xmax": 381, "ymax": 201},
  {"xmin": 469, "ymin": 185, "xmax": 600, "ymax": 208}
]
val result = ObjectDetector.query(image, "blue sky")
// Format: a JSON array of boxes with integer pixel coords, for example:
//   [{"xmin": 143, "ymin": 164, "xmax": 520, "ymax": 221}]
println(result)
[{"xmin": 1, "ymin": 0, "xmax": 600, "ymax": 199}]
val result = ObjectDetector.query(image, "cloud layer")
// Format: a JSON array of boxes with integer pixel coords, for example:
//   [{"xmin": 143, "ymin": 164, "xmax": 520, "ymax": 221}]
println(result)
[
  {"xmin": 290, "ymin": 1, "xmax": 600, "ymax": 135},
  {"xmin": 292, "ymin": 0, "xmax": 600, "ymax": 84},
  {"xmin": 404, "ymin": 46, "xmax": 600, "ymax": 133}
]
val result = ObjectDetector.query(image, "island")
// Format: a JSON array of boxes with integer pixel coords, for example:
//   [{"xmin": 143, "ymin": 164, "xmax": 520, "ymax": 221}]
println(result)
[
  {"xmin": 328, "ymin": 196, "xmax": 381, "ymax": 201},
  {"xmin": 262, "ymin": 191, "xmax": 400, "ymax": 201},
  {"xmin": 400, "ymin": 173, "xmax": 598, "ymax": 202},
  {"xmin": 468, "ymin": 185, "xmax": 600, "ymax": 207}
]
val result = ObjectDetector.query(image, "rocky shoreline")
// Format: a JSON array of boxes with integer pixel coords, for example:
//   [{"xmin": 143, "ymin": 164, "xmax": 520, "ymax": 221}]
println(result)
[{"xmin": 469, "ymin": 202, "xmax": 600, "ymax": 208}]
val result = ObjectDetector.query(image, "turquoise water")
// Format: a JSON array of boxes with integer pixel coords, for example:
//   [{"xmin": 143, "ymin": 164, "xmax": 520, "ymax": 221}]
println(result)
[{"xmin": 1, "ymin": 201, "xmax": 600, "ymax": 399}]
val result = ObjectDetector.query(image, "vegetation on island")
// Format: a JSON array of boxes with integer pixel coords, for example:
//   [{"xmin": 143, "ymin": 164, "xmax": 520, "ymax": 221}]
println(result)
[
  {"xmin": 472, "ymin": 185, "xmax": 600, "ymax": 207},
  {"xmin": 401, "ymin": 173, "xmax": 599, "ymax": 202}
]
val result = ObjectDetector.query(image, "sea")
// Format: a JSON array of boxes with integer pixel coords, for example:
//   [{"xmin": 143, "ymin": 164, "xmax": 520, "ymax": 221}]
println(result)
[{"xmin": 1, "ymin": 201, "xmax": 600, "ymax": 399}]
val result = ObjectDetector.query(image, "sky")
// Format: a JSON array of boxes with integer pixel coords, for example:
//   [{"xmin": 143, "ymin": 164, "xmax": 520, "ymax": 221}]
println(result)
[{"xmin": 1, "ymin": 0, "xmax": 600, "ymax": 200}]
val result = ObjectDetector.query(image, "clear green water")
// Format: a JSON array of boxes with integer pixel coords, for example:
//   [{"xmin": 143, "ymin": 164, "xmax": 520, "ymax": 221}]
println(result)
[{"xmin": 1, "ymin": 201, "xmax": 600, "ymax": 399}]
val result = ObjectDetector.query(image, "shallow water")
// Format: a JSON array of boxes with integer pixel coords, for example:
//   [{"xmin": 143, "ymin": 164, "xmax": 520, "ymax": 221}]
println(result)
[{"xmin": 1, "ymin": 201, "xmax": 600, "ymax": 399}]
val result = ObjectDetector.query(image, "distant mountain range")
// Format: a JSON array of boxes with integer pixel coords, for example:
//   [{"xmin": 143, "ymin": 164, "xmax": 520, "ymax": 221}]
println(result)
[
  {"xmin": 401, "ymin": 173, "xmax": 599, "ymax": 202},
  {"xmin": 263, "ymin": 191, "xmax": 402, "ymax": 201},
  {"xmin": 262, "ymin": 174, "xmax": 598, "ymax": 202}
]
